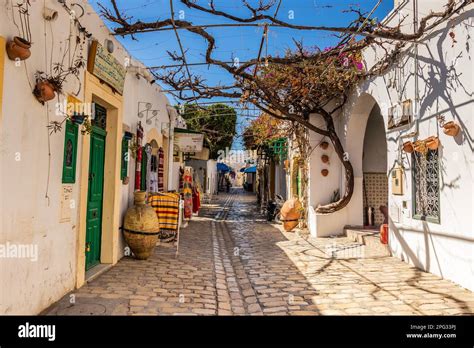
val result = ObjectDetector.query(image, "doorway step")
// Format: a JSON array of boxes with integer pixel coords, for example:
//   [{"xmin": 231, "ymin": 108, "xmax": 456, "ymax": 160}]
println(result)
[{"xmin": 343, "ymin": 226, "xmax": 391, "ymax": 257}]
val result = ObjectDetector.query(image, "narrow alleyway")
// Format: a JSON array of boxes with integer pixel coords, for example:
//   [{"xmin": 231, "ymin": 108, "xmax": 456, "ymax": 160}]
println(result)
[{"xmin": 44, "ymin": 190, "xmax": 474, "ymax": 316}]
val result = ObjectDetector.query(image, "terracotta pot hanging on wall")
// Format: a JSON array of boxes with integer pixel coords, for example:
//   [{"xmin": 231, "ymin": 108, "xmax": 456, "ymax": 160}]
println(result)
[
  {"xmin": 425, "ymin": 136, "xmax": 440, "ymax": 150},
  {"xmin": 6, "ymin": 37, "xmax": 31, "ymax": 61},
  {"xmin": 402, "ymin": 141, "xmax": 414, "ymax": 153},
  {"xmin": 443, "ymin": 121, "xmax": 460, "ymax": 137},
  {"xmin": 413, "ymin": 140, "xmax": 427, "ymax": 154},
  {"xmin": 321, "ymin": 154, "xmax": 329, "ymax": 163},
  {"xmin": 33, "ymin": 81, "xmax": 56, "ymax": 103},
  {"xmin": 320, "ymin": 141, "xmax": 329, "ymax": 150},
  {"xmin": 321, "ymin": 169, "xmax": 329, "ymax": 177}
]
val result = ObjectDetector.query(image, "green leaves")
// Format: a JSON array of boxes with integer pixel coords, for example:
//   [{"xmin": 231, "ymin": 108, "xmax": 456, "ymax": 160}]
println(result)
[{"xmin": 179, "ymin": 103, "xmax": 237, "ymax": 159}]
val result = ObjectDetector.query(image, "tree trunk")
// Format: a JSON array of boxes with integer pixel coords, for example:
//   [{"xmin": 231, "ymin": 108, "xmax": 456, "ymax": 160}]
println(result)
[{"xmin": 314, "ymin": 111, "xmax": 354, "ymax": 214}]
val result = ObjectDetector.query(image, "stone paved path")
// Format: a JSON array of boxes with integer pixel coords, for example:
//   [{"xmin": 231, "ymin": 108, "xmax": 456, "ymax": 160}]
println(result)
[{"xmin": 44, "ymin": 190, "xmax": 474, "ymax": 315}]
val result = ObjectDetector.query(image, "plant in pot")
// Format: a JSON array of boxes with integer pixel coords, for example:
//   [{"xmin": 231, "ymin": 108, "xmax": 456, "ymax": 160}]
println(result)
[
  {"xmin": 425, "ymin": 136, "xmax": 440, "ymax": 151},
  {"xmin": 33, "ymin": 57, "xmax": 85, "ymax": 104},
  {"xmin": 402, "ymin": 140, "xmax": 414, "ymax": 153},
  {"xmin": 71, "ymin": 112, "xmax": 86, "ymax": 125},
  {"xmin": 437, "ymin": 115, "xmax": 461, "ymax": 137},
  {"xmin": 33, "ymin": 72, "xmax": 61, "ymax": 104},
  {"xmin": 6, "ymin": 1, "xmax": 32, "ymax": 61},
  {"xmin": 443, "ymin": 121, "xmax": 460, "ymax": 137}
]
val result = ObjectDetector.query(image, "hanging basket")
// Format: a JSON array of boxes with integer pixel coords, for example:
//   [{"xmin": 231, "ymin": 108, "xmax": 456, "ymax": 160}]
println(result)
[
  {"xmin": 443, "ymin": 121, "xmax": 460, "ymax": 137},
  {"xmin": 402, "ymin": 141, "xmax": 414, "ymax": 153},
  {"xmin": 425, "ymin": 136, "xmax": 440, "ymax": 150}
]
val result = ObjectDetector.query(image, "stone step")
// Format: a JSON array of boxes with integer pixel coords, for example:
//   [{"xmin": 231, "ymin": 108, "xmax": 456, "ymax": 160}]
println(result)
[{"xmin": 344, "ymin": 226, "xmax": 391, "ymax": 257}]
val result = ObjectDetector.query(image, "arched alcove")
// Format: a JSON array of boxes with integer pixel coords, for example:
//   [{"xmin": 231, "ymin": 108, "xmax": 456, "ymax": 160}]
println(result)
[{"xmin": 345, "ymin": 93, "xmax": 388, "ymax": 228}]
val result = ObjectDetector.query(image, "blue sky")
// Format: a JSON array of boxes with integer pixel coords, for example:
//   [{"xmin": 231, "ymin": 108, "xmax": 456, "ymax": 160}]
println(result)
[{"xmin": 91, "ymin": 0, "xmax": 394, "ymax": 149}]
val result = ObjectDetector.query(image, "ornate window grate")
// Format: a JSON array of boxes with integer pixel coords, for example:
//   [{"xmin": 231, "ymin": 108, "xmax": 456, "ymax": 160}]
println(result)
[
  {"xmin": 92, "ymin": 103, "xmax": 107, "ymax": 130},
  {"xmin": 412, "ymin": 149, "xmax": 440, "ymax": 222}
]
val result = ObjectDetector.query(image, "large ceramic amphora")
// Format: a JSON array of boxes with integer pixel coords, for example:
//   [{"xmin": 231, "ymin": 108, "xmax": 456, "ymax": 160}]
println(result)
[
  {"xmin": 123, "ymin": 191, "xmax": 160, "ymax": 260},
  {"xmin": 280, "ymin": 197, "xmax": 302, "ymax": 232}
]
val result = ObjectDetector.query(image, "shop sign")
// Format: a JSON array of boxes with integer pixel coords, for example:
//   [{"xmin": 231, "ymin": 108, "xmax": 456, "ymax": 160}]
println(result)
[
  {"xmin": 174, "ymin": 130, "xmax": 204, "ymax": 152},
  {"xmin": 59, "ymin": 185, "xmax": 73, "ymax": 223},
  {"xmin": 87, "ymin": 40, "xmax": 126, "ymax": 95}
]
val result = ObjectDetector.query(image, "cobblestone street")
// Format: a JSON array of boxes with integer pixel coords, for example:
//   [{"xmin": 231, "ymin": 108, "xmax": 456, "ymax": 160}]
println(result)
[{"xmin": 45, "ymin": 190, "xmax": 474, "ymax": 316}]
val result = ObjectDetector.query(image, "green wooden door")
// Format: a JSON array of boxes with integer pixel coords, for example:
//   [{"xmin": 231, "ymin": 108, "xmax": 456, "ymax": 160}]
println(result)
[{"xmin": 85, "ymin": 126, "xmax": 106, "ymax": 270}]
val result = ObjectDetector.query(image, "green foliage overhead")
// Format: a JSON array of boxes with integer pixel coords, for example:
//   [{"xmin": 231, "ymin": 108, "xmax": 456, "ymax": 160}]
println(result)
[{"xmin": 178, "ymin": 103, "xmax": 237, "ymax": 159}]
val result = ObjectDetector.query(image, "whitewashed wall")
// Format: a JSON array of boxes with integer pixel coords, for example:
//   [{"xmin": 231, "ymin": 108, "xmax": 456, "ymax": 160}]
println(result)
[
  {"xmin": 0, "ymin": 1, "xmax": 173, "ymax": 314},
  {"xmin": 206, "ymin": 159, "xmax": 218, "ymax": 195},
  {"xmin": 308, "ymin": 0, "xmax": 474, "ymax": 291}
]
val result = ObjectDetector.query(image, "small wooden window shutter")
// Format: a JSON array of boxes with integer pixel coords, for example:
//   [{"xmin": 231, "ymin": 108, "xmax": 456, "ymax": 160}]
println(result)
[{"xmin": 62, "ymin": 120, "xmax": 79, "ymax": 183}]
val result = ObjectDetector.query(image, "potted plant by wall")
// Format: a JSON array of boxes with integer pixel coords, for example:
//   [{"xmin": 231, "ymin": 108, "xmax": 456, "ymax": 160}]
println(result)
[
  {"xmin": 6, "ymin": 1, "xmax": 32, "ymax": 61},
  {"xmin": 33, "ymin": 58, "xmax": 85, "ymax": 104},
  {"xmin": 71, "ymin": 113, "xmax": 86, "ymax": 125},
  {"xmin": 402, "ymin": 140, "xmax": 414, "ymax": 153},
  {"xmin": 33, "ymin": 72, "xmax": 60, "ymax": 104},
  {"xmin": 443, "ymin": 121, "xmax": 460, "ymax": 137},
  {"xmin": 413, "ymin": 140, "xmax": 428, "ymax": 155},
  {"xmin": 425, "ymin": 136, "xmax": 440, "ymax": 150}
]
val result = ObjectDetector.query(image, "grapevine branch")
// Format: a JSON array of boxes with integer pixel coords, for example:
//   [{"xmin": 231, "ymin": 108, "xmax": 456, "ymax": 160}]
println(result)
[{"xmin": 99, "ymin": 0, "xmax": 471, "ymax": 214}]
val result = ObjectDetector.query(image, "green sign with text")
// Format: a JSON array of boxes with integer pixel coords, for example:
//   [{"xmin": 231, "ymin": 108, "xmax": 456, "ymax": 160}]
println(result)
[{"xmin": 87, "ymin": 41, "xmax": 126, "ymax": 95}]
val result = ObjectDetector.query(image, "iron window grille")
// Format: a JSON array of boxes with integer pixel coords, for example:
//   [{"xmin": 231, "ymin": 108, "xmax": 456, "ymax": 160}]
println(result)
[{"xmin": 412, "ymin": 149, "xmax": 440, "ymax": 223}]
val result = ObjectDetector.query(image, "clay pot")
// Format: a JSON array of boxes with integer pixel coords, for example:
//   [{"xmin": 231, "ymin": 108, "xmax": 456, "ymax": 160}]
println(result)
[
  {"xmin": 72, "ymin": 114, "xmax": 86, "ymax": 125},
  {"xmin": 6, "ymin": 37, "xmax": 31, "ymax": 61},
  {"xmin": 443, "ymin": 121, "xmax": 460, "ymax": 137},
  {"xmin": 413, "ymin": 140, "xmax": 427, "ymax": 154},
  {"xmin": 321, "ymin": 169, "xmax": 329, "ymax": 177},
  {"xmin": 123, "ymin": 191, "xmax": 160, "ymax": 260},
  {"xmin": 280, "ymin": 197, "xmax": 302, "ymax": 232},
  {"xmin": 320, "ymin": 141, "xmax": 329, "ymax": 150},
  {"xmin": 321, "ymin": 154, "xmax": 329, "ymax": 163},
  {"xmin": 425, "ymin": 136, "xmax": 440, "ymax": 150},
  {"xmin": 33, "ymin": 80, "xmax": 56, "ymax": 103},
  {"xmin": 402, "ymin": 141, "xmax": 414, "ymax": 153}
]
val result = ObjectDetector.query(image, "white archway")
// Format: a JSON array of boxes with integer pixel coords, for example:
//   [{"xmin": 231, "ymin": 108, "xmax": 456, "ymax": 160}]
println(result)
[{"xmin": 343, "ymin": 93, "xmax": 388, "ymax": 227}]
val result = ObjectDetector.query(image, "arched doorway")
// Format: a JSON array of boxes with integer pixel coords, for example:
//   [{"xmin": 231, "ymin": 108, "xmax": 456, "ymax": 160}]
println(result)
[
  {"xmin": 344, "ymin": 93, "xmax": 388, "ymax": 229},
  {"xmin": 361, "ymin": 104, "xmax": 388, "ymax": 227}
]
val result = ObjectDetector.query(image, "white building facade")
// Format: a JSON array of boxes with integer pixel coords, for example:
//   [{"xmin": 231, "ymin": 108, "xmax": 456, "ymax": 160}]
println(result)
[
  {"xmin": 0, "ymin": 1, "xmax": 177, "ymax": 314},
  {"xmin": 307, "ymin": 0, "xmax": 473, "ymax": 291}
]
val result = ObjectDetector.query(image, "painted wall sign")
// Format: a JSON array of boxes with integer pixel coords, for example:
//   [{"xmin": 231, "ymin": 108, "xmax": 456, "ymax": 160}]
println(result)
[
  {"xmin": 87, "ymin": 40, "xmax": 125, "ymax": 95},
  {"xmin": 174, "ymin": 129, "xmax": 204, "ymax": 153},
  {"xmin": 60, "ymin": 185, "xmax": 73, "ymax": 223}
]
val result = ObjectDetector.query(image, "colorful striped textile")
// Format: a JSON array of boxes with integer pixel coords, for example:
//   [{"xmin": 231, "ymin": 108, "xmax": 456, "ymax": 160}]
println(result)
[
  {"xmin": 158, "ymin": 147, "xmax": 164, "ymax": 192},
  {"xmin": 182, "ymin": 172, "xmax": 193, "ymax": 219},
  {"xmin": 148, "ymin": 192, "xmax": 180, "ymax": 232}
]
